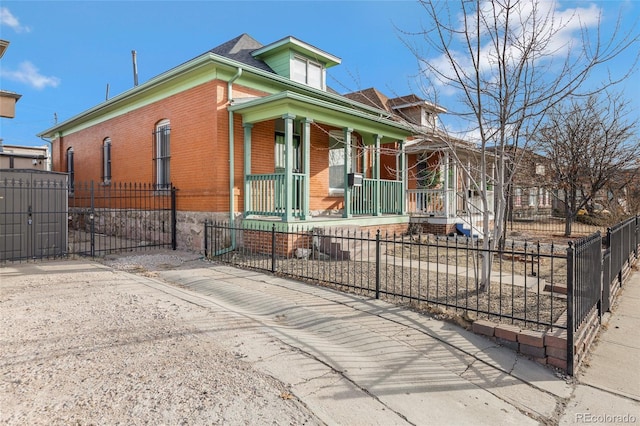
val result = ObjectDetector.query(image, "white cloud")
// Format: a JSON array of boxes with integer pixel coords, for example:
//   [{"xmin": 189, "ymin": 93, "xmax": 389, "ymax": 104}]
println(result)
[
  {"xmin": 426, "ymin": 1, "xmax": 603, "ymax": 89},
  {"xmin": 1, "ymin": 61, "xmax": 60, "ymax": 90},
  {"xmin": 0, "ymin": 7, "xmax": 31, "ymax": 33}
]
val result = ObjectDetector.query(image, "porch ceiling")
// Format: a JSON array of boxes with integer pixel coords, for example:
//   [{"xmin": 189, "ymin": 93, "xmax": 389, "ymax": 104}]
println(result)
[{"xmin": 229, "ymin": 91, "xmax": 412, "ymax": 142}]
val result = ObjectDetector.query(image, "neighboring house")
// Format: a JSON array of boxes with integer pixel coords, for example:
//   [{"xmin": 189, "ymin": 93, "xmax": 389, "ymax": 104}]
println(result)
[
  {"xmin": 502, "ymin": 146, "xmax": 554, "ymax": 222},
  {"xmin": 0, "ymin": 142, "xmax": 49, "ymax": 171},
  {"xmin": 0, "ymin": 39, "xmax": 21, "ymax": 119},
  {"xmin": 0, "ymin": 40, "xmax": 22, "ymax": 120},
  {"xmin": 38, "ymin": 34, "xmax": 417, "ymax": 251},
  {"xmin": 345, "ymin": 88, "xmax": 494, "ymax": 236},
  {"xmin": 553, "ymin": 167, "xmax": 640, "ymax": 217},
  {"xmin": 0, "ymin": 40, "xmax": 47, "ymax": 171}
]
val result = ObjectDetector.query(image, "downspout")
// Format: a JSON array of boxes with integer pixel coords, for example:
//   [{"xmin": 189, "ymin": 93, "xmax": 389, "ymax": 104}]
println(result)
[
  {"xmin": 40, "ymin": 136, "xmax": 53, "ymax": 171},
  {"xmin": 222, "ymin": 67, "xmax": 242, "ymax": 254}
]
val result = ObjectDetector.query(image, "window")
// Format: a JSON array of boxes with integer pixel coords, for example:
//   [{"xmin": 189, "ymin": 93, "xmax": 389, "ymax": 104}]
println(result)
[
  {"xmin": 514, "ymin": 188, "xmax": 522, "ymax": 206},
  {"xmin": 291, "ymin": 56, "xmax": 324, "ymax": 90},
  {"xmin": 421, "ymin": 110, "xmax": 436, "ymax": 127},
  {"xmin": 102, "ymin": 137, "xmax": 111, "ymax": 183},
  {"xmin": 9, "ymin": 156, "xmax": 14, "ymax": 168},
  {"xmin": 529, "ymin": 189, "xmax": 537, "ymax": 207},
  {"xmin": 535, "ymin": 164, "xmax": 545, "ymax": 175},
  {"xmin": 67, "ymin": 147, "xmax": 74, "ymax": 194},
  {"xmin": 275, "ymin": 132, "xmax": 301, "ymax": 173},
  {"xmin": 329, "ymin": 136, "xmax": 345, "ymax": 193},
  {"xmin": 153, "ymin": 120, "xmax": 170, "ymax": 190}
]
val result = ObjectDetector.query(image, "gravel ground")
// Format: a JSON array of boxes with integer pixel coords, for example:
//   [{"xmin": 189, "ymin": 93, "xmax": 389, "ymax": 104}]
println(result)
[
  {"xmin": 222, "ymin": 251, "xmax": 566, "ymax": 331},
  {"xmin": 0, "ymin": 253, "xmax": 321, "ymax": 425}
]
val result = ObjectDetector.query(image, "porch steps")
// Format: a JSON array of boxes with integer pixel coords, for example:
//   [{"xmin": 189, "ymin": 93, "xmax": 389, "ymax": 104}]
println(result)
[
  {"xmin": 313, "ymin": 227, "xmax": 372, "ymax": 261},
  {"xmin": 455, "ymin": 221, "xmax": 482, "ymax": 238}
]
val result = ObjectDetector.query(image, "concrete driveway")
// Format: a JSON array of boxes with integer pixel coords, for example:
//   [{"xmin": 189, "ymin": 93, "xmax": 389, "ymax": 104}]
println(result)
[
  {"xmin": 3, "ymin": 255, "xmax": 578, "ymax": 425},
  {"xmin": 151, "ymin": 259, "xmax": 574, "ymax": 425}
]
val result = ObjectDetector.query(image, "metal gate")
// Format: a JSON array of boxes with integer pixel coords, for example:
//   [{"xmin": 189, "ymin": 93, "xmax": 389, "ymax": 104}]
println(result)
[{"xmin": 0, "ymin": 169, "xmax": 68, "ymax": 261}]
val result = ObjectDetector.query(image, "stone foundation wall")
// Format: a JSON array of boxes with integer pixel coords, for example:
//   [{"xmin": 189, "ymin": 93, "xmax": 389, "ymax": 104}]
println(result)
[
  {"xmin": 175, "ymin": 212, "xmax": 232, "ymax": 252},
  {"xmin": 69, "ymin": 208, "xmax": 172, "ymax": 245}
]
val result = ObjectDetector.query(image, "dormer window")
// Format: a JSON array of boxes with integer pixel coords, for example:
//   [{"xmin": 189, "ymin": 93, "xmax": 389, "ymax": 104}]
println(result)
[
  {"xmin": 291, "ymin": 56, "xmax": 324, "ymax": 89},
  {"xmin": 421, "ymin": 110, "xmax": 436, "ymax": 127},
  {"xmin": 251, "ymin": 36, "xmax": 340, "ymax": 91}
]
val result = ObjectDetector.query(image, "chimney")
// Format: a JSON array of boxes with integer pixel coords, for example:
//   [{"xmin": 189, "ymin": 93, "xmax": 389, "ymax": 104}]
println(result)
[{"xmin": 132, "ymin": 50, "xmax": 139, "ymax": 86}]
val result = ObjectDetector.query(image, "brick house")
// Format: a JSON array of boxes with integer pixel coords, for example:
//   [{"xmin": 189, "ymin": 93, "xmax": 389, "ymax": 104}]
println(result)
[{"xmin": 38, "ymin": 34, "xmax": 421, "ymax": 251}]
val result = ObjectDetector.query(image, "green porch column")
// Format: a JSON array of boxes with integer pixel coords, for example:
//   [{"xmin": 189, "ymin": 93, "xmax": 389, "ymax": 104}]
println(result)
[
  {"xmin": 373, "ymin": 134, "xmax": 381, "ymax": 216},
  {"xmin": 302, "ymin": 118, "xmax": 312, "ymax": 220},
  {"xmin": 399, "ymin": 139, "xmax": 406, "ymax": 215},
  {"xmin": 342, "ymin": 127, "xmax": 353, "ymax": 218},
  {"xmin": 283, "ymin": 113, "xmax": 296, "ymax": 222},
  {"xmin": 243, "ymin": 123, "xmax": 253, "ymax": 217}
]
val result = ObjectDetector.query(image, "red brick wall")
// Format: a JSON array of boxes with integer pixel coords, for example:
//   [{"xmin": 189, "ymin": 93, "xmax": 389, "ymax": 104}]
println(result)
[
  {"xmin": 50, "ymin": 78, "xmax": 410, "ymax": 219},
  {"xmin": 244, "ymin": 229, "xmax": 313, "ymax": 257},
  {"xmin": 51, "ymin": 80, "xmax": 269, "ymax": 213},
  {"xmin": 419, "ymin": 222, "xmax": 457, "ymax": 235}
]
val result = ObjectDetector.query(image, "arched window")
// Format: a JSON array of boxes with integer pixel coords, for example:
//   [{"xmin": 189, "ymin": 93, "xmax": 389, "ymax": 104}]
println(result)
[
  {"xmin": 102, "ymin": 137, "xmax": 111, "ymax": 183},
  {"xmin": 66, "ymin": 147, "xmax": 74, "ymax": 194},
  {"xmin": 153, "ymin": 119, "xmax": 170, "ymax": 190}
]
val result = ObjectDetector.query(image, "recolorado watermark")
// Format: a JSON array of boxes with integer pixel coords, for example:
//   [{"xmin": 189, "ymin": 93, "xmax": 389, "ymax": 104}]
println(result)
[{"xmin": 575, "ymin": 413, "xmax": 637, "ymax": 424}]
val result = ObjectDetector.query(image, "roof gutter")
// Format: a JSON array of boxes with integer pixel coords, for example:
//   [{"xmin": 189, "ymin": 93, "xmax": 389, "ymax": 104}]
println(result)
[{"xmin": 38, "ymin": 50, "xmax": 392, "ymax": 138}]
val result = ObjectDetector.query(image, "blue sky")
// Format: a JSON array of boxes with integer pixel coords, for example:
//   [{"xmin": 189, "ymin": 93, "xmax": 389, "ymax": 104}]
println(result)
[{"xmin": 1, "ymin": 1, "xmax": 638, "ymax": 147}]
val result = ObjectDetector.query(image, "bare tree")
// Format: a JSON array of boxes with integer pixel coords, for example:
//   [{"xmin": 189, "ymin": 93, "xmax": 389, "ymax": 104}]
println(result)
[
  {"xmin": 399, "ymin": 0, "xmax": 638, "ymax": 288},
  {"xmin": 535, "ymin": 92, "xmax": 639, "ymax": 235}
]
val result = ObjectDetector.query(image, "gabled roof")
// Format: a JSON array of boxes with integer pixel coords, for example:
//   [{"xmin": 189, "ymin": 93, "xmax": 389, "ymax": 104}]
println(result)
[
  {"xmin": 209, "ymin": 33, "xmax": 273, "ymax": 73},
  {"xmin": 343, "ymin": 88, "xmax": 390, "ymax": 112},
  {"xmin": 0, "ymin": 39, "xmax": 9, "ymax": 60},
  {"xmin": 388, "ymin": 94, "xmax": 447, "ymax": 113},
  {"xmin": 252, "ymin": 36, "xmax": 341, "ymax": 68},
  {"xmin": 39, "ymin": 35, "xmax": 402, "ymax": 138},
  {"xmin": 344, "ymin": 88, "xmax": 447, "ymax": 115}
]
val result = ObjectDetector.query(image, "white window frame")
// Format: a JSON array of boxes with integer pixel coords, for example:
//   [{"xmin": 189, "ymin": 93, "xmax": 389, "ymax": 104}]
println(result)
[{"xmin": 291, "ymin": 55, "xmax": 325, "ymax": 90}]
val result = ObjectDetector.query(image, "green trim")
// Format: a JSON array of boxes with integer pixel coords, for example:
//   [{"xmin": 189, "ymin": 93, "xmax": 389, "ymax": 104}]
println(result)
[
  {"xmin": 252, "ymin": 36, "xmax": 341, "ymax": 68},
  {"xmin": 230, "ymin": 91, "xmax": 412, "ymax": 141},
  {"xmin": 39, "ymin": 51, "xmax": 393, "ymax": 139},
  {"xmin": 39, "ymin": 57, "xmax": 218, "ymax": 138},
  {"xmin": 242, "ymin": 215, "xmax": 410, "ymax": 232}
]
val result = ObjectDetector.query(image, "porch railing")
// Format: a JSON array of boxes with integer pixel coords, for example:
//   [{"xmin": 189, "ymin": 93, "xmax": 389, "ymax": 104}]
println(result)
[
  {"xmin": 245, "ymin": 173, "xmax": 305, "ymax": 219},
  {"xmin": 351, "ymin": 178, "xmax": 403, "ymax": 215},
  {"xmin": 407, "ymin": 189, "xmax": 451, "ymax": 216},
  {"xmin": 407, "ymin": 188, "xmax": 494, "ymax": 217}
]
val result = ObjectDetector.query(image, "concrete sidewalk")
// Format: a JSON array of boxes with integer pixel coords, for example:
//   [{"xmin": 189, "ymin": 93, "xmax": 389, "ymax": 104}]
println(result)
[
  {"xmin": 5, "ymin": 254, "xmax": 638, "ymax": 424},
  {"xmin": 560, "ymin": 267, "xmax": 640, "ymax": 425},
  {"xmin": 153, "ymin": 263, "xmax": 573, "ymax": 425},
  {"xmin": 154, "ymin": 260, "xmax": 639, "ymax": 425}
]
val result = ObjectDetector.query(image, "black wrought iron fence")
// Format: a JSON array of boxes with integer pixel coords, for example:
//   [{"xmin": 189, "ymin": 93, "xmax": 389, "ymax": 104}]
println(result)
[
  {"xmin": 69, "ymin": 181, "xmax": 176, "ymax": 257},
  {"xmin": 0, "ymin": 175, "xmax": 176, "ymax": 262},
  {"xmin": 566, "ymin": 232, "xmax": 602, "ymax": 349},
  {"xmin": 204, "ymin": 220, "xmax": 568, "ymax": 331},
  {"xmin": 602, "ymin": 215, "xmax": 639, "ymax": 311}
]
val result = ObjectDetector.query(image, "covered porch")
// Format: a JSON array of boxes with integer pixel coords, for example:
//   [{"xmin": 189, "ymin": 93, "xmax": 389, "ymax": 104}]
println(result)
[
  {"xmin": 229, "ymin": 91, "xmax": 413, "ymax": 225},
  {"xmin": 404, "ymin": 137, "xmax": 495, "ymax": 235}
]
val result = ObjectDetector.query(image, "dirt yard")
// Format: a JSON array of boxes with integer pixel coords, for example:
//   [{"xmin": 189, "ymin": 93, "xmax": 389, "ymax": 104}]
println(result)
[{"xmin": 0, "ymin": 257, "xmax": 320, "ymax": 425}]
